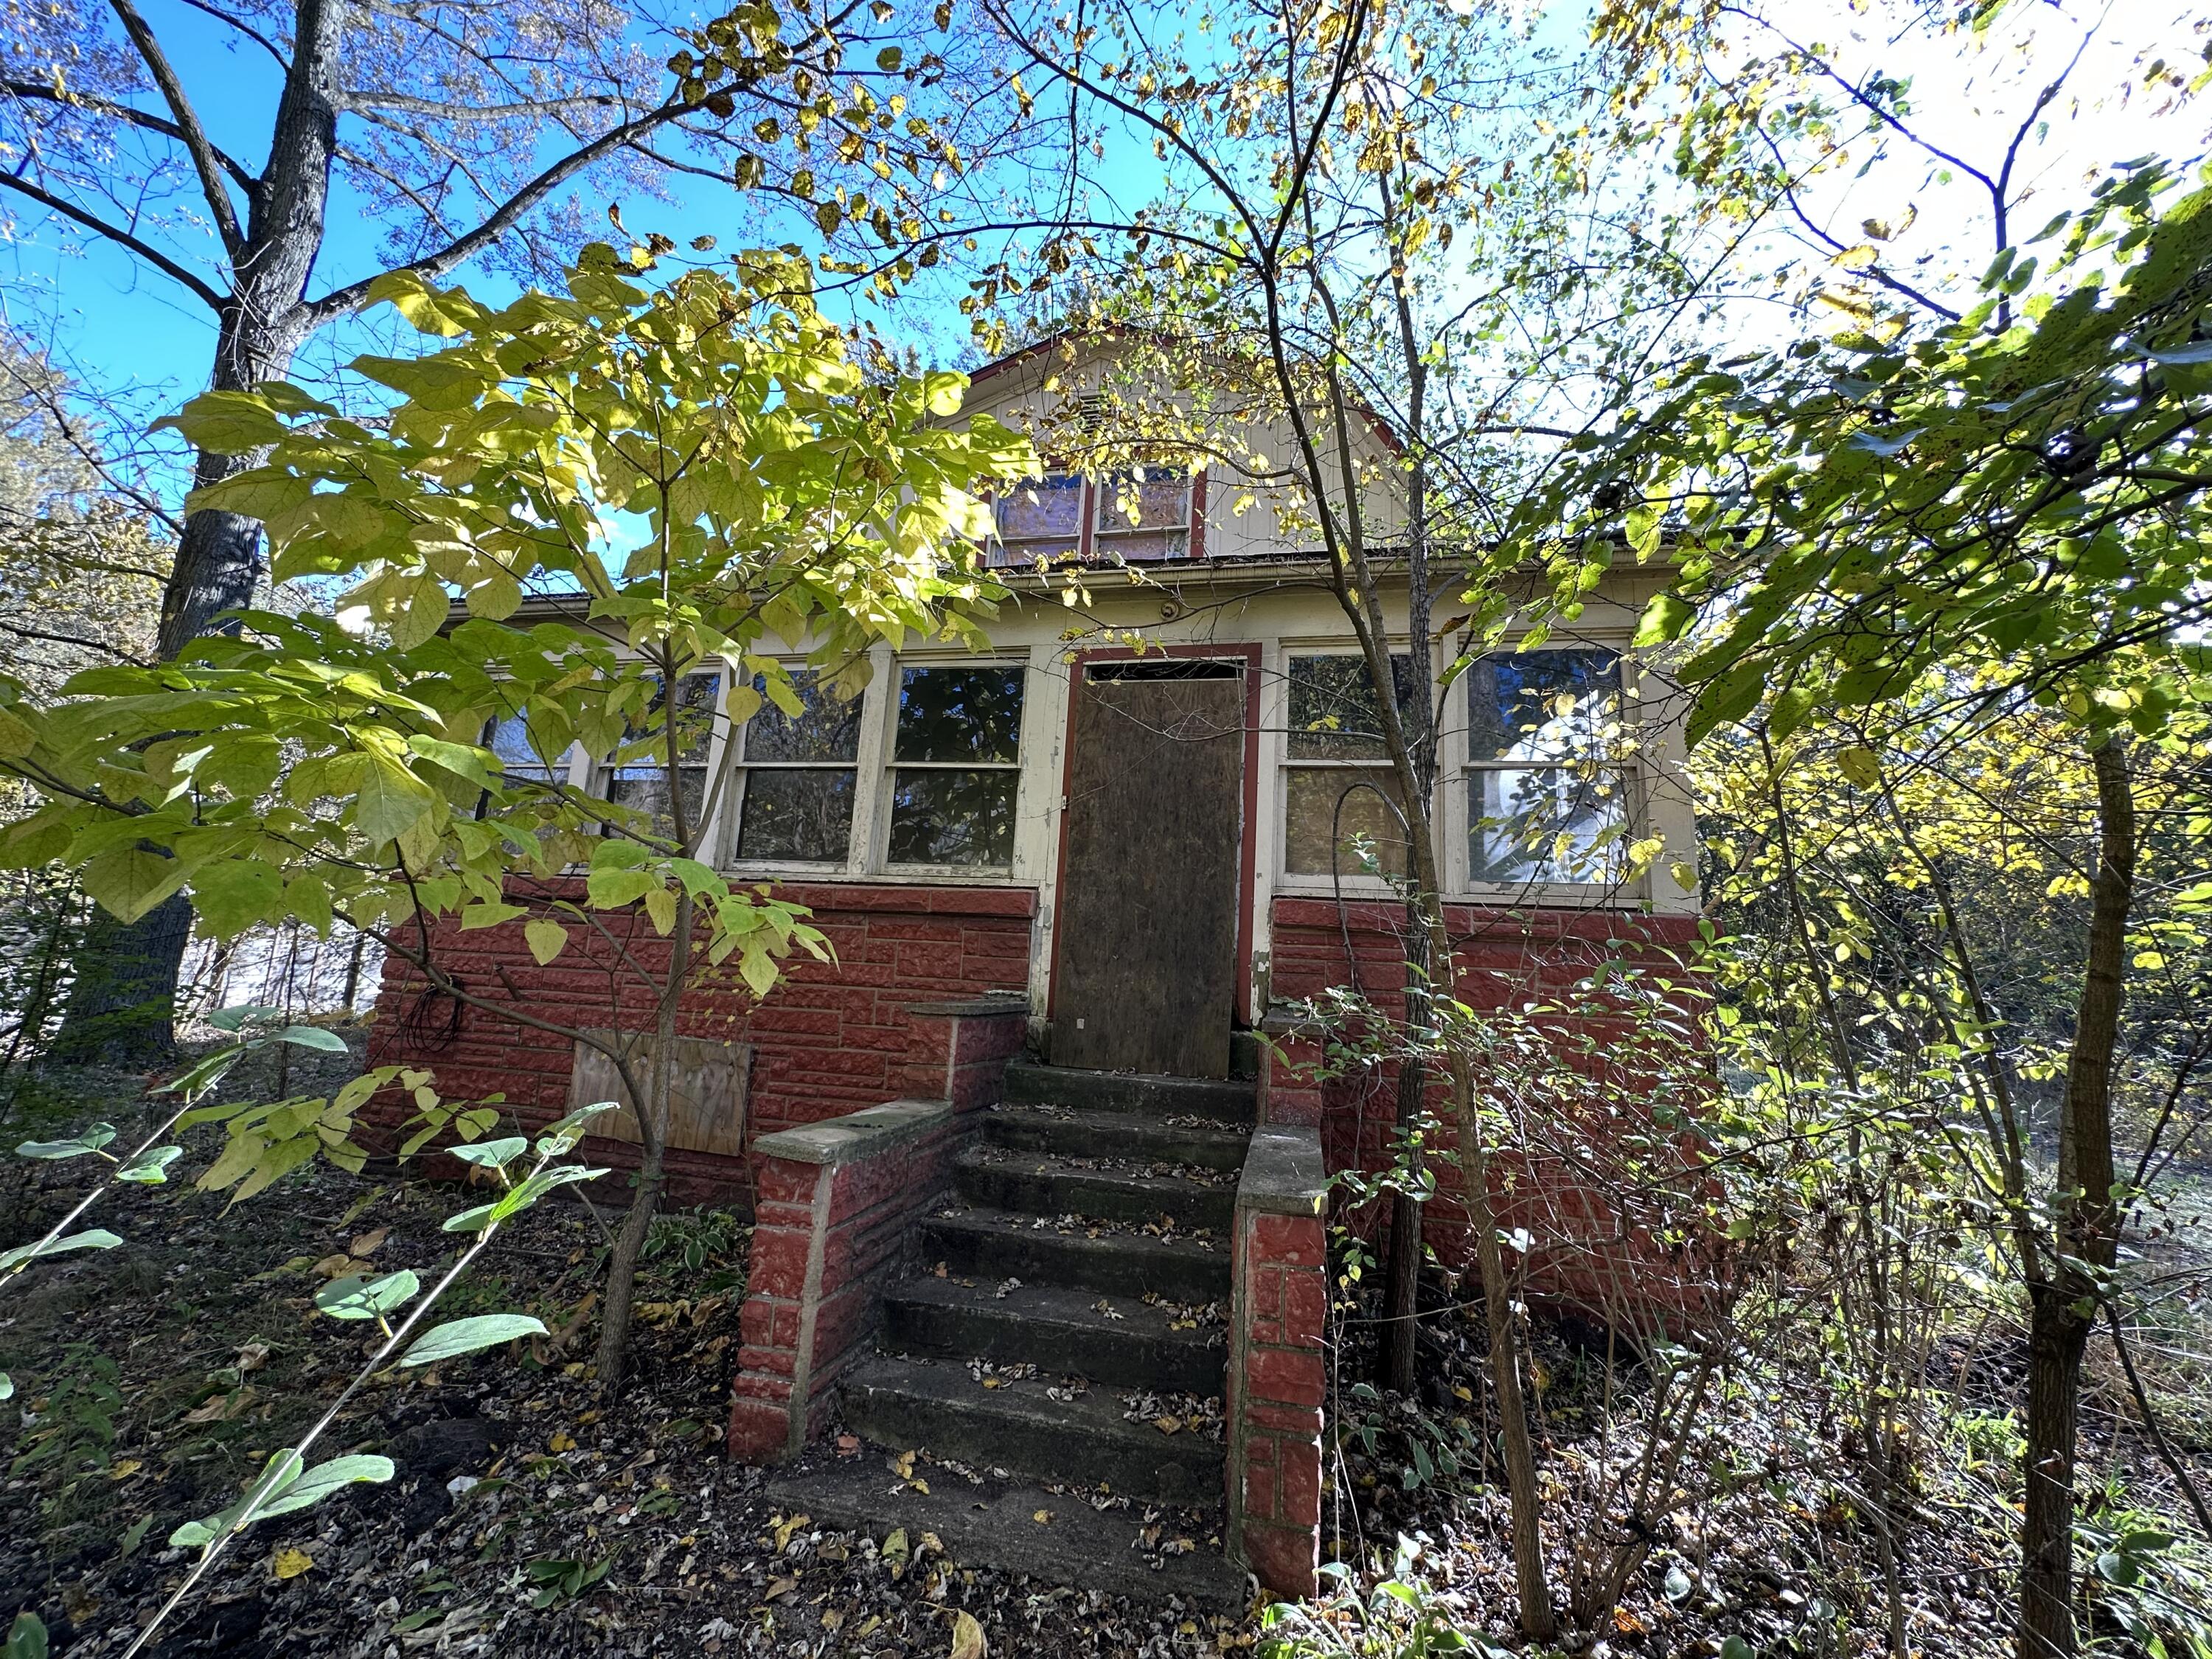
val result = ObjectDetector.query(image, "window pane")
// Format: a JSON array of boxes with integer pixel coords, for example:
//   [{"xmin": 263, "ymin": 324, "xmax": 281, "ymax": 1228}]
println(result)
[
  {"xmin": 1287, "ymin": 654, "xmax": 1419, "ymax": 760},
  {"xmin": 743, "ymin": 667, "xmax": 861, "ymax": 763},
  {"xmin": 607, "ymin": 768, "xmax": 709, "ymax": 843},
  {"xmin": 735, "ymin": 768, "xmax": 856, "ymax": 861},
  {"xmin": 888, "ymin": 768, "xmax": 1018, "ymax": 867},
  {"xmin": 1095, "ymin": 468, "xmax": 1189, "ymax": 559},
  {"xmin": 487, "ymin": 713, "xmax": 560, "ymax": 783},
  {"xmin": 1464, "ymin": 651, "xmax": 1621, "ymax": 765},
  {"xmin": 894, "ymin": 665, "xmax": 1024, "ymax": 764},
  {"xmin": 995, "ymin": 473, "xmax": 1083, "ymax": 556},
  {"xmin": 1284, "ymin": 767, "xmax": 1411, "ymax": 877},
  {"xmin": 616, "ymin": 672, "xmax": 721, "ymax": 768},
  {"xmin": 1468, "ymin": 766, "xmax": 1627, "ymax": 883}
]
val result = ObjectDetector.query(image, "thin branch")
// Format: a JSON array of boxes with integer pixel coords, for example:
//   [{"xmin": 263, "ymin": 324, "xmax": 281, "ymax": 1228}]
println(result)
[
  {"xmin": 0, "ymin": 81, "xmax": 257, "ymax": 189},
  {"xmin": 105, "ymin": 0, "xmax": 247, "ymax": 254},
  {"xmin": 0, "ymin": 173, "xmax": 226, "ymax": 309}
]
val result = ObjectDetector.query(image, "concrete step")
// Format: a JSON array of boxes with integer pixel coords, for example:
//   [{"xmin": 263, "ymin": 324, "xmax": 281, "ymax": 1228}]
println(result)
[
  {"xmin": 1004, "ymin": 1062, "xmax": 1257, "ymax": 1126},
  {"xmin": 765, "ymin": 1452, "xmax": 1248, "ymax": 1607},
  {"xmin": 838, "ymin": 1354, "xmax": 1225, "ymax": 1505},
  {"xmin": 984, "ymin": 1103, "xmax": 1252, "ymax": 1172},
  {"xmin": 882, "ymin": 1273, "xmax": 1226, "ymax": 1395},
  {"xmin": 919, "ymin": 1206, "xmax": 1231, "ymax": 1305},
  {"xmin": 955, "ymin": 1145, "xmax": 1237, "ymax": 1232}
]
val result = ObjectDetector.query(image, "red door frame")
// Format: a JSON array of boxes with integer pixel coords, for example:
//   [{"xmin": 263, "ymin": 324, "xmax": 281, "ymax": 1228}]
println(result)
[{"xmin": 1046, "ymin": 641, "xmax": 1263, "ymax": 1029}]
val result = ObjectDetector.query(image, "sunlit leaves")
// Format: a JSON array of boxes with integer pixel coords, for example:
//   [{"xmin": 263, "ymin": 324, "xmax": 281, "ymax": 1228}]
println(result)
[{"xmin": 314, "ymin": 1270, "xmax": 422, "ymax": 1321}]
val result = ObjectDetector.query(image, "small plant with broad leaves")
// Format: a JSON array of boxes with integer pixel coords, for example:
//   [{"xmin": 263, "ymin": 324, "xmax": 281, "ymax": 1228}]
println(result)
[
  {"xmin": 1259, "ymin": 1535, "xmax": 1501, "ymax": 1658},
  {"xmin": 120, "ymin": 1098, "xmax": 618, "ymax": 1659}
]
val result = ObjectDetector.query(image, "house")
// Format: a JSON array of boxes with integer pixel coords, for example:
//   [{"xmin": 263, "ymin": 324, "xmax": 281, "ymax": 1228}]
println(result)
[{"xmin": 366, "ymin": 333, "xmax": 1703, "ymax": 1599}]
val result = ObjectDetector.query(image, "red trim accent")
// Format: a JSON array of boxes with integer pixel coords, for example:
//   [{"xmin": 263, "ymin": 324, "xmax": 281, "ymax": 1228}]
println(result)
[
  {"xmin": 1189, "ymin": 469, "xmax": 1208, "ymax": 561},
  {"xmin": 1046, "ymin": 643, "xmax": 1264, "ymax": 1031}
]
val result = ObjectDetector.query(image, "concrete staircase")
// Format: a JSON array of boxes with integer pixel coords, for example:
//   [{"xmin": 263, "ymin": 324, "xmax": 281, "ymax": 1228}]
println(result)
[{"xmin": 765, "ymin": 1061, "xmax": 1257, "ymax": 1604}]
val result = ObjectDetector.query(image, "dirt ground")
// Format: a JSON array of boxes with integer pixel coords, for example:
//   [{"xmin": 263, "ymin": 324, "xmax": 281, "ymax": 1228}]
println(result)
[{"xmin": 3, "ymin": 1047, "xmax": 2203, "ymax": 1658}]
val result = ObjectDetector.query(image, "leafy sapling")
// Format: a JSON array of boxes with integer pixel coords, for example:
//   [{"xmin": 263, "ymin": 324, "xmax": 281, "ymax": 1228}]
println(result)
[{"xmin": 128, "ymin": 1101, "xmax": 616, "ymax": 1659}]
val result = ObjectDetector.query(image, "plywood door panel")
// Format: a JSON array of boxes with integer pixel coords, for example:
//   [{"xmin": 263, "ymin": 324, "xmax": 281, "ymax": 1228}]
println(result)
[
  {"xmin": 571, "ymin": 1032, "xmax": 751, "ymax": 1157},
  {"xmin": 1052, "ymin": 667, "xmax": 1245, "ymax": 1077}
]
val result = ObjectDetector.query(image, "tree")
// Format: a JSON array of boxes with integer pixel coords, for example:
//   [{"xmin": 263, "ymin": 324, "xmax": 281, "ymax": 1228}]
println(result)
[
  {"xmin": 4, "ymin": 0, "xmax": 1012, "ymax": 1060},
  {"xmin": 1516, "ymin": 7, "xmax": 2212, "ymax": 1651},
  {"xmin": 0, "ymin": 246, "xmax": 1034, "ymax": 1387},
  {"xmin": 932, "ymin": 0, "xmax": 1725, "ymax": 1631}
]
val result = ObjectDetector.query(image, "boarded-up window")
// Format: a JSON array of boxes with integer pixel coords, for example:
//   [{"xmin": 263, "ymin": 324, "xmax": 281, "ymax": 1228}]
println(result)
[{"xmin": 570, "ymin": 1032, "xmax": 750, "ymax": 1158}]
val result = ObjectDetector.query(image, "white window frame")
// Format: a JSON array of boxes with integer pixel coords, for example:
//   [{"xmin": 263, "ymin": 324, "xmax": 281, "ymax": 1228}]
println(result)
[
  {"xmin": 1273, "ymin": 643, "xmax": 1431, "ymax": 900},
  {"xmin": 719, "ymin": 658, "xmax": 871, "ymax": 877},
  {"xmin": 1269, "ymin": 637, "xmax": 1649, "ymax": 907},
  {"xmin": 1090, "ymin": 465, "xmax": 1193, "ymax": 560},
  {"xmin": 873, "ymin": 654, "xmax": 1032, "ymax": 877},
  {"xmin": 1442, "ymin": 640, "xmax": 1646, "ymax": 905},
  {"xmin": 588, "ymin": 669, "xmax": 732, "ymax": 861}
]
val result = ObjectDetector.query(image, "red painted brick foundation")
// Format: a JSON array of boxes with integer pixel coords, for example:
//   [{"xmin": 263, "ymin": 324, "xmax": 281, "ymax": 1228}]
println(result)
[{"xmin": 364, "ymin": 882, "xmax": 1035, "ymax": 1198}]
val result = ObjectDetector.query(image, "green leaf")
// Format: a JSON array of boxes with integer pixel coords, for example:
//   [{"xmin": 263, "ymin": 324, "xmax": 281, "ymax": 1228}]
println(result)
[
  {"xmin": 255, "ymin": 1453, "xmax": 396, "ymax": 1518},
  {"xmin": 15, "ymin": 1123, "xmax": 117, "ymax": 1159},
  {"xmin": 156, "ymin": 1046, "xmax": 244, "ymax": 1100},
  {"xmin": 397, "ymin": 1314, "xmax": 549, "ymax": 1367},
  {"xmin": 5, "ymin": 1611, "xmax": 47, "ymax": 1659},
  {"xmin": 448, "ymin": 1136, "xmax": 526, "ymax": 1169},
  {"xmin": 355, "ymin": 754, "xmax": 439, "ymax": 848},
  {"xmin": 170, "ymin": 1450, "xmax": 305, "ymax": 1548},
  {"xmin": 315, "ymin": 1270, "xmax": 421, "ymax": 1321},
  {"xmin": 275, "ymin": 1024, "xmax": 350, "ymax": 1053},
  {"xmin": 0, "ymin": 1373, "xmax": 11, "ymax": 1402},
  {"xmin": 116, "ymin": 1145, "xmax": 184, "ymax": 1183},
  {"xmin": 79, "ymin": 848, "xmax": 189, "ymax": 925},
  {"xmin": 536, "ymin": 1101, "xmax": 618, "ymax": 1155},
  {"xmin": 1834, "ymin": 745, "xmax": 1882, "ymax": 789}
]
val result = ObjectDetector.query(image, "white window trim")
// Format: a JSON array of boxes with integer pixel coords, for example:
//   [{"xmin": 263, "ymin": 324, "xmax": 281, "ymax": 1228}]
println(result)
[
  {"xmin": 714, "ymin": 647, "xmax": 1040, "ymax": 886},
  {"xmin": 718, "ymin": 655, "xmax": 872, "ymax": 880},
  {"xmin": 587, "ymin": 669, "xmax": 733, "ymax": 863},
  {"xmin": 989, "ymin": 467, "xmax": 1204, "ymax": 566},
  {"xmin": 1270, "ymin": 638, "xmax": 1652, "ymax": 909},
  {"xmin": 872, "ymin": 652, "xmax": 1032, "ymax": 879},
  {"xmin": 1445, "ymin": 641, "xmax": 1648, "ymax": 907}
]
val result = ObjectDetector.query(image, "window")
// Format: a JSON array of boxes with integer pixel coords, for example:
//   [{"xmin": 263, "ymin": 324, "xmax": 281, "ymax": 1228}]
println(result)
[
  {"xmin": 1093, "ymin": 467, "xmax": 1190, "ymax": 560},
  {"xmin": 991, "ymin": 473, "xmax": 1084, "ymax": 565},
  {"xmin": 486, "ymin": 712, "xmax": 565, "ymax": 790},
  {"xmin": 602, "ymin": 672, "xmax": 721, "ymax": 844},
  {"xmin": 1461, "ymin": 650, "xmax": 1629, "ymax": 885},
  {"xmin": 731, "ymin": 667, "xmax": 861, "ymax": 863},
  {"xmin": 1281, "ymin": 653, "xmax": 1421, "ymax": 879},
  {"xmin": 886, "ymin": 664, "xmax": 1024, "ymax": 869}
]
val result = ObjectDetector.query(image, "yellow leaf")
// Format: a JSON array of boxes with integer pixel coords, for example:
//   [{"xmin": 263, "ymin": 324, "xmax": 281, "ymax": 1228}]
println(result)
[
  {"xmin": 772, "ymin": 1512, "xmax": 810, "ymax": 1551},
  {"xmin": 549, "ymin": 1431, "xmax": 576, "ymax": 1453},
  {"xmin": 1032, "ymin": 1509, "xmax": 1052, "ymax": 1524},
  {"xmin": 110, "ymin": 1458, "xmax": 142, "ymax": 1481},
  {"xmin": 273, "ymin": 1546, "xmax": 313, "ymax": 1580},
  {"xmin": 949, "ymin": 1609, "xmax": 987, "ymax": 1659},
  {"xmin": 524, "ymin": 917, "xmax": 569, "ymax": 965}
]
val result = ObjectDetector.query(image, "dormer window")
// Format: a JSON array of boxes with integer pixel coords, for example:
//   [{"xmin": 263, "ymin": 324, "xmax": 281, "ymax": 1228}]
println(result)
[
  {"xmin": 987, "ymin": 467, "xmax": 1202, "ymax": 567},
  {"xmin": 1093, "ymin": 467, "xmax": 1190, "ymax": 560},
  {"xmin": 992, "ymin": 473, "xmax": 1085, "ymax": 563}
]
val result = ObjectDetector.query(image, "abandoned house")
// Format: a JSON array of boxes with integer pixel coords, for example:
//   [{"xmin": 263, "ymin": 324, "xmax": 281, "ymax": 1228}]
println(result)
[{"xmin": 368, "ymin": 334, "xmax": 1705, "ymax": 1600}]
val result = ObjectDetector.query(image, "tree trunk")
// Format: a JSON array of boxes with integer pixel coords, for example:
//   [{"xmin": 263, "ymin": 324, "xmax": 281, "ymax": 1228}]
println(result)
[
  {"xmin": 1454, "ymin": 1047, "xmax": 1559, "ymax": 1641},
  {"xmin": 2018, "ymin": 736, "xmax": 2134, "ymax": 1659},
  {"xmin": 49, "ymin": 0, "xmax": 342, "ymax": 1066},
  {"xmin": 595, "ymin": 888, "xmax": 695, "ymax": 1393}
]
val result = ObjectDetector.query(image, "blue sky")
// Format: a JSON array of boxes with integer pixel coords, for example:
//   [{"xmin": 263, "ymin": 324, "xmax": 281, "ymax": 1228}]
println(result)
[{"xmin": 5, "ymin": 0, "xmax": 2194, "ymax": 495}]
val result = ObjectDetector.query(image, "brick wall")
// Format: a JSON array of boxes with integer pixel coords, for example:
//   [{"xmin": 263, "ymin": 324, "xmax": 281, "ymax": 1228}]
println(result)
[
  {"xmin": 1265, "ymin": 898, "xmax": 1710, "ymax": 1313},
  {"xmin": 1226, "ymin": 1127, "xmax": 1329, "ymax": 1598},
  {"xmin": 727, "ymin": 1099, "xmax": 966, "ymax": 1461},
  {"xmin": 365, "ymin": 881, "xmax": 1035, "ymax": 1194}
]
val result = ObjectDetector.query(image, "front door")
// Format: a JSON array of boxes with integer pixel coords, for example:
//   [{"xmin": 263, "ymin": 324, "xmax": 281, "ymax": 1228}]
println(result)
[{"xmin": 1051, "ymin": 658, "xmax": 1247, "ymax": 1078}]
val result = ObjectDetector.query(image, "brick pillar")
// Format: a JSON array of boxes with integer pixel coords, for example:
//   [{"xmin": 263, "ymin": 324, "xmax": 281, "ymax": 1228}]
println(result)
[
  {"xmin": 1256, "ymin": 1010, "xmax": 1326, "ymax": 1127},
  {"xmin": 727, "ymin": 1099, "xmax": 958, "ymax": 1461},
  {"xmin": 890, "ymin": 997, "xmax": 1029, "ymax": 1113},
  {"xmin": 1226, "ymin": 1125, "xmax": 1328, "ymax": 1597}
]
